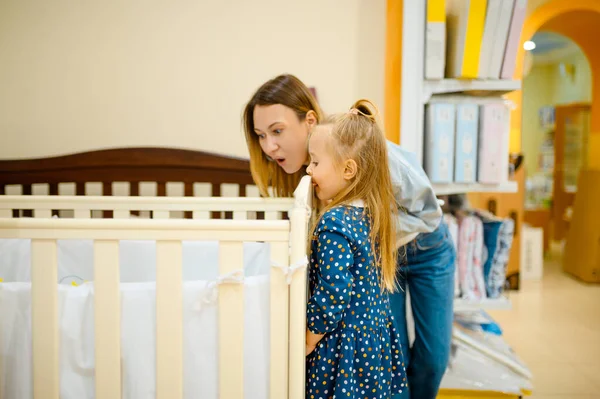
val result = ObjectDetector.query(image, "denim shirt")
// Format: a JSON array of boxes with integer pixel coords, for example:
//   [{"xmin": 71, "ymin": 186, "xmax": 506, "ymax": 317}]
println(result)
[{"xmin": 387, "ymin": 141, "xmax": 443, "ymax": 246}]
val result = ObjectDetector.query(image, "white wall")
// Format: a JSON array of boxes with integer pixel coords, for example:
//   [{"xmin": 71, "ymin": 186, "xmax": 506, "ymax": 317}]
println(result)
[{"xmin": 0, "ymin": 0, "xmax": 386, "ymax": 160}]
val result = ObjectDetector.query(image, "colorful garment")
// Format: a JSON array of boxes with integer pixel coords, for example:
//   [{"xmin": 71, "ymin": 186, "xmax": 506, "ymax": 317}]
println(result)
[{"xmin": 457, "ymin": 215, "xmax": 486, "ymax": 301}]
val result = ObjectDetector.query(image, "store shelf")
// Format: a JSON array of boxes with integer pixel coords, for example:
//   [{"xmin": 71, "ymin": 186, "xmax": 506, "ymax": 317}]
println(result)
[
  {"xmin": 432, "ymin": 181, "xmax": 518, "ymax": 196},
  {"xmin": 423, "ymin": 79, "xmax": 521, "ymax": 103},
  {"xmin": 454, "ymin": 297, "xmax": 512, "ymax": 312}
]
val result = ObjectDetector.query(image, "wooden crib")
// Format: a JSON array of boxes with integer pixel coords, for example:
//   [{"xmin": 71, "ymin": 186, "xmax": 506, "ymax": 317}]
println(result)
[{"xmin": 0, "ymin": 147, "xmax": 313, "ymax": 399}]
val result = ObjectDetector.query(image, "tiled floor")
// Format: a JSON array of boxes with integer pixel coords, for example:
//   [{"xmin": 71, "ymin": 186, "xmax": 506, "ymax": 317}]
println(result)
[{"xmin": 487, "ymin": 244, "xmax": 600, "ymax": 399}]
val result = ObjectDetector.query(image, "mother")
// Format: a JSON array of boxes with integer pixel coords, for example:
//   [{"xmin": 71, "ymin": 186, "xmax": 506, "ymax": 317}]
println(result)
[{"xmin": 242, "ymin": 74, "xmax": 456, "ymax": 399}]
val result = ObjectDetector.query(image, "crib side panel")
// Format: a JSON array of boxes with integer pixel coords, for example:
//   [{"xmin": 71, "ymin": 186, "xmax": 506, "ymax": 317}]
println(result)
[
  {"xmin": 156, "ymin": 241, "xmax": 183, "ymax": 399},
  {"xmin": 31, "ymin": 239, "xmax": 59, "ymax": 399},
  {"xmin": 94, "ymin": 240, "xmax": 122, "ymax": 399},
  {"xmin": 0, "ymin": 217, "xmax": 294, "ymax": 399},
  {"xmin": 218, "ymin": 241, "xmax": 245, "ymax": 399},
  {"xmin": 269, "ymin": 241, "xmax": 290, "ymax": 398}
]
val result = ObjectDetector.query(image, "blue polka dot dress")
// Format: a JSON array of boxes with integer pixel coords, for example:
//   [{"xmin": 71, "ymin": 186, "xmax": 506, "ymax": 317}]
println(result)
[{"xmin": 306, "ymin": 205, "xmax": 407, "ymax": 399}]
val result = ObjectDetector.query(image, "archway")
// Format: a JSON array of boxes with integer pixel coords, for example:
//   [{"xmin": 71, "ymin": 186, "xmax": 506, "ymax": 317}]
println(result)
[
  {"xmin": 509, "ymin": 0, "xmax": 600, "ymax": 170},
  {"xmin": 511, "ymin": 0, "xmax": 600, "ymax": 282}
]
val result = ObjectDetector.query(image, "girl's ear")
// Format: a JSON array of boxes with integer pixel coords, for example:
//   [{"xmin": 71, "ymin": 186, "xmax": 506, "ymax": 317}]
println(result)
[
  {"xmin": 306, "ymin": 110, "xmax": 318, "ymax": 128},
  {"xmin": 343, "ymin": 159, "xmax": 358, "ymax": 181}
]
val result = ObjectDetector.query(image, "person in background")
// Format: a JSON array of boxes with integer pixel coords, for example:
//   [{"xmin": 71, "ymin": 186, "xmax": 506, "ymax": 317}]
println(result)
[{"xmin": 243, "ymin": 74, "xmax": 456, "ymax": 399}]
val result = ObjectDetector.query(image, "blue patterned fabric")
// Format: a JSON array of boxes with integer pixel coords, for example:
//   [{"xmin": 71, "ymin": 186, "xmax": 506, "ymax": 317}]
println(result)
[{"xmin": 306, "ymin": 206, "xmax": 407, "ymax": 399}]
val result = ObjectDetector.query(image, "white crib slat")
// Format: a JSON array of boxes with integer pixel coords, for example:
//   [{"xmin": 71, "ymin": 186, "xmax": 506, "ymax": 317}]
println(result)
[
  {"xmin": 219, "ymin": 242, "xmax": 244, "ymax": 399},
  {"xmin": 34, "ymin": 209, "xmax": 52, "ymax": 218},
  {"xmin": 192, "ymin": 210, "xmax": 210, "ymax": 219},
  {"xmin": 74, "ymin": 209, "xmax": 91, "ymax": 219},
  {"xmin": 270, "ymin": 241, "xmax": 289, "ymax": 399},
  {"xmin": 233, "ymin": 210, "xmax": 246, "ymax": 220},
  {"xmin": 153, "ymin": 210, "xmax": 170, "ymax": 219},
  {"xmin": 113, "ymin": 210, "xmax": 129, "ymax": 219},
  {"xmin": 31, "ymin": 239, "xmax": 59, "ymax": 399},
  {"xmin": 0, "ymin": 209, "xmax": 11, "ymax": 218},
  {"xmin": 265, "ymin": 211, "xmax": 278, "ymax": 220},
  {"xmin": 156, "ymin": 241, "xmax": 183, "ymax": 399},
  {"xmin": 94, "ymin": 240, "xmax": 121, "ymax": 399},
  {"xmin": 289, "ymin": 207, "xmax": 309, "ymax": 399}
]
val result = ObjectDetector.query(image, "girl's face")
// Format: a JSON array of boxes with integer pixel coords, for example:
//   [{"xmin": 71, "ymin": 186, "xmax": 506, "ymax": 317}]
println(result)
[
  {"xmin": 306, "ymin": 126, "xmax": 354, "ymax": 201},
  {"xmin": 253, "ymin": 104, "xmax": 316, "ymax": 174}
]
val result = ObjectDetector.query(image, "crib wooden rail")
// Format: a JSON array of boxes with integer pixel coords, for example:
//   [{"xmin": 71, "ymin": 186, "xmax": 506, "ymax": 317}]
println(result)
[{"xmin": 0, "ymin": 195, "xmax": 295, "ymax": 220}]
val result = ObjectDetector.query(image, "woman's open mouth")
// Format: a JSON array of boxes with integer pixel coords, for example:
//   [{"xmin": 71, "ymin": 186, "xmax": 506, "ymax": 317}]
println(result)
[{"xmin": 276, "ymin": 158, "xmax": 286, "ymax": 166}]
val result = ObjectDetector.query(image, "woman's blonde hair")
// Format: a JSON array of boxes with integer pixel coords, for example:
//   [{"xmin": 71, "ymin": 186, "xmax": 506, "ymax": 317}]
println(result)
[
  {"xmin": 242, "ymin": 74, "xmax": 323, "ymax": 197},
  {"xmin": 313, "ymin": 99, "xmax": 398, "ymax": 293}
]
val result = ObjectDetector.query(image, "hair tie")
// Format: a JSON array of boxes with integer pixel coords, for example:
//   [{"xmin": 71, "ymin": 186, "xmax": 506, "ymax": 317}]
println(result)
[{"xmin": 348, "ymin": 108, "xmax": 359, "ymax": 115}]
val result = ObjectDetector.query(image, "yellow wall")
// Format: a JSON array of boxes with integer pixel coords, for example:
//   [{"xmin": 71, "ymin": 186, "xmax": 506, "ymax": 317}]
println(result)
[
  {"xmin": 514, "ymin": 0, "xmax": 600, "ymax": 170},
  {"xmin": 522, "ymin": 48, "xmax": 592, "ymax": 175},
  {"xmin": 0, "ymin": 1, "xmax": 387, "ymax": 160},
  {"xmin": 522, "ymin": 64, "xmax": 555, "ymax": 175},
  {"xmin": 550, "ymin": 52, "xmax": 592, "ymax": 105}
]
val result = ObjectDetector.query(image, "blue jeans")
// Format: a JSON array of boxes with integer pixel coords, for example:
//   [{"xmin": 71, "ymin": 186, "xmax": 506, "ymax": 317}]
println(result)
[{"xmin": 390, "ymin": 220, "xmax": 456, "ymax": 399}]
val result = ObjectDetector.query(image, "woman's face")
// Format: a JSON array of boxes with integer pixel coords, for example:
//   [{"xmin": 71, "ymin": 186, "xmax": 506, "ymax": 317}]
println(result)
[{"xmin": 253, "ymin": 104, "xmax": 315, "ymax": 174}]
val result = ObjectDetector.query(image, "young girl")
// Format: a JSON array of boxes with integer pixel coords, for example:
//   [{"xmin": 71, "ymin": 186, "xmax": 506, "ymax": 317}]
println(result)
[{"xmin": 304, "ymin": 100, "xmax": 407, "ymax": 398}]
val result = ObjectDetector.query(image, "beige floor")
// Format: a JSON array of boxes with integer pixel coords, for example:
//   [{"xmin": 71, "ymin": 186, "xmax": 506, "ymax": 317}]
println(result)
[{"xmin": 487, "ymin": 244, "xmax": 600, "ymax": 399}]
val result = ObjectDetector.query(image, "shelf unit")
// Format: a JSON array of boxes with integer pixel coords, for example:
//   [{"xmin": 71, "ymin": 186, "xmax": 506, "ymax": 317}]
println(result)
[
  {"xmin": 400, "ymin": 2, "xmax": 527, "ymax": 395},
  {"xmin": 423, "ymin": 79, "xmax": 522, "ymax": 103},
  {"xmin": 453, "ymin": 296, "xmax": 512, "ymax": 313},
  {"xmin": 433, "ymin": 181, "xmax": 518, "ymax": 196},
  {"xmin": 400, "ymin": 1, "xmax": 522, "ymax": 196}
]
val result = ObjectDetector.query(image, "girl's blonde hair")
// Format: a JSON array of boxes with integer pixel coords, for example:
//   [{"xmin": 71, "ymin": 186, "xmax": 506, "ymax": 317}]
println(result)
[
  {"xmin": 313, "ymin": 99, "xmax": 398, "ymax": 293},
  {"xmin": 242, "ymin": 74, "xmax": 323, "ymax": 197}
]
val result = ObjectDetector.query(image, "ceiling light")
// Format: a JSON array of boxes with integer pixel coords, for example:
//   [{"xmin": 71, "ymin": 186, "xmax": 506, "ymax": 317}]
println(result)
[{"xmin": 523, "ymin": 41, "xmax": 536, "ymax": 51}]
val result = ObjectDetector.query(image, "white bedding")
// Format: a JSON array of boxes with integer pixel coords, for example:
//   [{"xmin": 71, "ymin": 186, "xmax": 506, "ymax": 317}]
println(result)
[{"xmin": 0, "ymin": 239, "xmax": 273, "ymax": 399}]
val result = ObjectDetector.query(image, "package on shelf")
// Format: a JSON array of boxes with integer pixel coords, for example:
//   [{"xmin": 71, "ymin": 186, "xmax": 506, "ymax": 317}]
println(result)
[
  {"xmin": 500, "ymin": 0, "xmax": 528, "ymax": 80},
  {"xmin": 455, "ymin": 103, "xmax": 479, "ymax": 183},
  {"xmin": 424, "ymin": 102, "xmax": 456, "ymax": 183},
  {"xmin": 425, "ymin": 0, "xmax": 446, "ymax": 79},
  {"xmin": 445, "ymin": 0, "xmax": 487, "ymax": 79},
  {"xmin": 478, "ymin": 101, "xmax": 510, "ymax": 184},
  {"xmin": 444, "ymin": 311, "xmax": 533, "ymax": 395},
  {"xmin": 485, "ymin": 0, "xmax": 516, "ymax": 79},
  {"xmin": 520, "ymin": 224, "xmax": 544, "ymax": 281},
  {"xmin": 477, "ymin": 0, "xmax": 502, "ymax": 79},
  {"xmin": 426, "ymin": 0, "xmax": 526, "ymax": 80},
  {"xmin": 425, "ymin": 95, "xmax": 511, "ymax": 185}
]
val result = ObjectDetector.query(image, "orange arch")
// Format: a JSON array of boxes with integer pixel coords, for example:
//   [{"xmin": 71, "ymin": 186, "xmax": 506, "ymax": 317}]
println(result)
[{"xmin": 510, "ymin": 0, "xmax": 600, "ymax": 169}]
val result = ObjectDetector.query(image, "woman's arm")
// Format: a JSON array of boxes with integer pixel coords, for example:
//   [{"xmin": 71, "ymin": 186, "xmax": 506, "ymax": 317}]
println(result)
[
  {"xmin": 387, "ymin": 141, "xmax": 443, "ymax": 239},
  {"xmin": 306, "ymin": 330, "xmax": 324, "ymax": 355}
]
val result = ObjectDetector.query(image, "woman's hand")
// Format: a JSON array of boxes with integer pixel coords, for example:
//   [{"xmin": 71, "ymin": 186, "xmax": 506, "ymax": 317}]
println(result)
[{"xmin": 305, "ymin": 329, "xmax": 324, "ymax": 356}]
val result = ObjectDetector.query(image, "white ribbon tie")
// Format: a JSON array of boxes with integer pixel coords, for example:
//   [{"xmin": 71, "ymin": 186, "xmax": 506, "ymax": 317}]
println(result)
[{"xmin": 272, "ymin": 256, "xmax": 309, "ymax": 285}]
